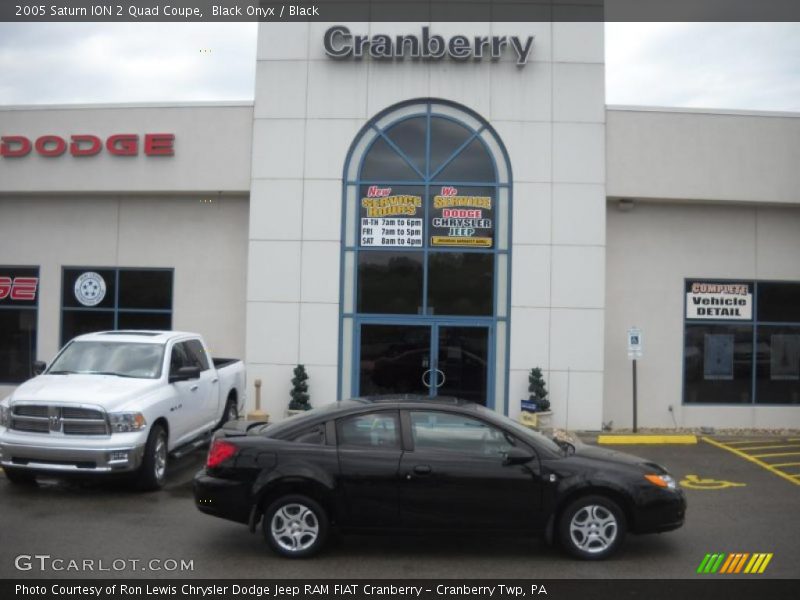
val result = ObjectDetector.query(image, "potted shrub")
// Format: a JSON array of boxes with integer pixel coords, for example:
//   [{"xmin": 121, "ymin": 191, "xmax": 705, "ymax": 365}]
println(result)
[
  {"xmin": 520, "ymin": 368, "xmax": 552, "ymax": 429},
  {"xmin": 287, "ymin": 364, "xmax": 311, "ymax": 416},
  {"xmin": 528, "ymin": 367, "xmax": 550, "ymax": 412}
]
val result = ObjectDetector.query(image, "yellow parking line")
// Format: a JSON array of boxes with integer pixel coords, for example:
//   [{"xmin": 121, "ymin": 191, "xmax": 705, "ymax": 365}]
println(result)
[
  {"xmin": 751, "ymin": 451, "xmax": 800, "ymax": 458},
  {"xmin": 702, "ymin": 437, "xmax": 800, "ymax": 486},
  {"xmin": 770, "ymin": 462, "xmax": 800, "ymax": 468},
  {"xmin": 736, "ymin": 443, "xmax": 800, "ymax": 451},
  {"xmin": 720, "ymin": 439, "xmax": 780, "ymax": 445}
]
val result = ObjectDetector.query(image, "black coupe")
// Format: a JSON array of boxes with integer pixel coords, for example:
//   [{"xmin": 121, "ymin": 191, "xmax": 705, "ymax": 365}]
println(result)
[{"xmin": 193, "ymin": 396, "xmax": 685, "ymax": 560}]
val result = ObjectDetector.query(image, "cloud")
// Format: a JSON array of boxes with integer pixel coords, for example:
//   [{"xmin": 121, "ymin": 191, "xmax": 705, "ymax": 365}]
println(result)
[
  {"xmin": 0, "ymin": 23, "xmax": 258, "ymax": 104},
  {"xmin": 1, "ymin": 22, "xmax": 798, "ymax": 112},
  {"xmin": 606, "ymin": 23, "xmax": 800, "ymax": 111}
]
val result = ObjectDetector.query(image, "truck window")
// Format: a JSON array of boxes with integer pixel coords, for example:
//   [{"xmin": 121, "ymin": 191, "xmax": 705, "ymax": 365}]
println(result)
[{"xmin": 185, "ymin": 339, "xmax": 210, "ymax": 371}]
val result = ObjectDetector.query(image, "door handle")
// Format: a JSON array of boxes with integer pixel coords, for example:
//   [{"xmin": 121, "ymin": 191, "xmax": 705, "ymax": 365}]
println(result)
[
  {"xmin": 412, "ymin": 465, "xmax": 432, "ymax": 475},
  {"xmin": 421, "ymin": 369, "xmax": 432, "ymax": 388},
  {"xmin": 211, "ymin": 377, "xmax": 219, "ymax": 384},
  {"xmin": 190, "ymin": 384, "xmax": 199, "ymax": 392},
  {"xmin": 434, "ymin": 368, "xmax": 446, "ymax": 388}
]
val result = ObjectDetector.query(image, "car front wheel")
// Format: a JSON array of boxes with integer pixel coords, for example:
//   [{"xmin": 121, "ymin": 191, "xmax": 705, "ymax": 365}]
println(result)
[
  {"xmin": 263, "ymin": 494, "xmax": 328, "ymax": 558},
  {"xmin": 558, "ymin": 494, "xmax": 626, "ymax": 560}
]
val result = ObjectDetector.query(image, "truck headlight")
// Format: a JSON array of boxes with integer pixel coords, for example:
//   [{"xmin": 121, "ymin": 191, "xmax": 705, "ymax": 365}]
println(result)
[
  {"xmin": 0, "ymin": 405, "xmax": 8, "ymax": 428},
  {"xmin": 108, "ymin": 412, "xmax": 147, "ymax": 433}
]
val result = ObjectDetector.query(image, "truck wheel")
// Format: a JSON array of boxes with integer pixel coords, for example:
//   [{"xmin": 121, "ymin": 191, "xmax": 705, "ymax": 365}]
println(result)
[
  {"xmin": 558, "ymin": 495, "xmax": 626, "ymax": 560},
  {"xmin": 3, "ymin": 467, "xmax": 37, "ymax": 485},
  {"xmin": 135, "ymin": 424, "xmax": 168, "ymax": 491},
  {"xmin": 263, "ymin": 494, "xmax": 329, "ymax": 558}
]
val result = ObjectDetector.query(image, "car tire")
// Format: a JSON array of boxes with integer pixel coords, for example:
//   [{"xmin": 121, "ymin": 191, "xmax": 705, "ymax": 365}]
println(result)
[
  {"xmin": 558, "ymin": 494, "xmax": 626, "ymax": 560},
  {"xmin": 263, "ymin": 494, "xmax": 329, "ymax": 558},
  {"xmin": 217, "ymin": 395, "xmax": 238, "ymax": 429},
  {"xmin": 135, "ymin": 423, "xmax": 168, "ymax": 491},
  {"xmin": 3, "ymin": 467, "xmax": 37, "ymax": 485}
]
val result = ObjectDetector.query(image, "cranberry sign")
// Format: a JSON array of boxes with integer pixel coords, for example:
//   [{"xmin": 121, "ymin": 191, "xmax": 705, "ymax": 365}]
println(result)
[{"xmin": 0, "ymin": 134, "xmax": 175, "ymax": 158}]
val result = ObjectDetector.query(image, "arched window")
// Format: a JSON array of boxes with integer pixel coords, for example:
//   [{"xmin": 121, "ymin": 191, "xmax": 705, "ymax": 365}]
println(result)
[{"xmin": 339, "ymin": 100, "xmax": 512, "ymax": 411}]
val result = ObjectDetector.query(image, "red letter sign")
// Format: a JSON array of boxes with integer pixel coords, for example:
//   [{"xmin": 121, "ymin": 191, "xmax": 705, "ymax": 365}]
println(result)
[
  {"xmin": 70, "ymin": 135, "xmax": 102, "ymax": 156},
  {"xmin": 34, "ymin": 135, "xmax": 68, "ymax": 157},
  {"xmin": 106, "ymin": 134, "xmax": 138, "ymax": 156},
  {"xmin": 0, "ymin": 136, "xmax": 32, "ymax": 157},
  {"xmin": 144, "ymin": 133, "xmax": 174, "ymax": 156}
]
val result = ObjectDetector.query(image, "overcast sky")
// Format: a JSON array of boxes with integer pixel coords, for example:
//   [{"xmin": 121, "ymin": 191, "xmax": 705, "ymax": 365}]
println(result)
[{"xmin": 0, "ymin": 22, "xmax": 798, "ymax": 111}]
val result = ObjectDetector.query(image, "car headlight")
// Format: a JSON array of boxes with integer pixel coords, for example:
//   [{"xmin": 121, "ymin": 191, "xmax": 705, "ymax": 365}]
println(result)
[
  {"xmin": 108, "ymin": 412, "xmax": 147, "ymax": 433},
  {"xmin": 0, "ymin": 405, "xmax": 8, "ymax": 428},
  {"xmin": 645, "ymin": 473, "xmax": 678, "ymax": 489}
]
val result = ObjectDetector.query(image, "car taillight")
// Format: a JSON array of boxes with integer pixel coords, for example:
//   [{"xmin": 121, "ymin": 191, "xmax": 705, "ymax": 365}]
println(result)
[{"xmin": 207, "ymin": 439, "xmax": 238, "ymax": 468}]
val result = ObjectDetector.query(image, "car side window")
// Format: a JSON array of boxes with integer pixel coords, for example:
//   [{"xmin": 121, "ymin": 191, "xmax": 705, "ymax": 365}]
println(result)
[
  {"xmin": 185, "ymin": 339, "xmax": 210, "ymax": 371},
  {"xmin": 337, "ymin": 411, "xmax": 400, "ymax": 449},
  {"xmin": 290, "ymin": 424, "xmax": 326, "ymax": 445},
  {"xmin": 410, "ymin": 411, "xmax": 514, "ymax": 457}
]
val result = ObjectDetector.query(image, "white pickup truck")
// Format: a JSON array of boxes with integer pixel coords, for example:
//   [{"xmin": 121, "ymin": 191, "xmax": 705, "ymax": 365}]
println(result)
[{"xmin": 0, "ymin": 331, "xmax": 245, "ymax": 490}]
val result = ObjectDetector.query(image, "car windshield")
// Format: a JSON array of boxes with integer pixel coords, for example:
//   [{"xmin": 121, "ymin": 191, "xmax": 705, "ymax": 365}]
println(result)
[
  {"xmin": 475, "ymin": 404, "xmax": 563, "ymax": 455},
  {"xmin": 48, "ymin": 341, "xmax": 165, "ymax": 379}
]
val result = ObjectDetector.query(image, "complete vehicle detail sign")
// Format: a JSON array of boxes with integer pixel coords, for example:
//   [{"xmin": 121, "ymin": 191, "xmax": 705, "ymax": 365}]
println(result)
[{"xmin": 685, "ymin": 281, "xmax": 752, "ymax": 320}]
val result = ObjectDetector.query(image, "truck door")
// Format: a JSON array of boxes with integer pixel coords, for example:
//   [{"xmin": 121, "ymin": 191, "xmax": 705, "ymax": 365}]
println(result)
[{"xmin": 167, "ymin": 341, "xmax": 213, "ymax": 444}]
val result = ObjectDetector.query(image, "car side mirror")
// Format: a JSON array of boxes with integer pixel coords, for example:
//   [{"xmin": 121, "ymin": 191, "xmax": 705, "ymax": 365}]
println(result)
[
  {"xmin": 503, "ymin": 447, "xmax": 534, "ymax": 466},
  {"xmin": 169, "ymin": 365, "xmax": 201, "ymax": 383},
  {"xmin": 33, "ymin": 360, "xmax": 46, "ymax": 375}
]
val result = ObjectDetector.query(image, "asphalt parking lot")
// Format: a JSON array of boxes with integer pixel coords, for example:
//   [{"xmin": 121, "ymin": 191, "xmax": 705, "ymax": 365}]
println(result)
[{"xmin": 1, "ymin": 435, "xmax": 798, "ymax": 580}]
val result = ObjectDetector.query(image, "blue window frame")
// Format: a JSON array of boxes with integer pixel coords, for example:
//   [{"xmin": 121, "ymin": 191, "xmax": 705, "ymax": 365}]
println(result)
[
  {"xmin": 338, "ymin": 100, "xmax": 512, "ymax": 413},
  {"xmin": 60, "ymin": 267, "xmax": 173, "ymax": 346}
]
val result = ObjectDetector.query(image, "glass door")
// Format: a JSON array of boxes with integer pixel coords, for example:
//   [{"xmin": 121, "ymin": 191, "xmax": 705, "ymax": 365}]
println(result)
[
  {"xmin": 357, "ymin": 322, "xmax": 490, "ymax": 405},
  {"xmin": 436, "ymin": 325, "xmax": 489, "ymax": 405}
]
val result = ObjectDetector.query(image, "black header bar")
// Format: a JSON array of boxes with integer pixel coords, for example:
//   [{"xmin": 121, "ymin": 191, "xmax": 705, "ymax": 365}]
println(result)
[
  {"xmin": 3, "ymin": 0, "xmax": 800, "ymax": 22},
  {"xmin": 2, "ymin": 579, "xmax": 798, "ymax": 600}
]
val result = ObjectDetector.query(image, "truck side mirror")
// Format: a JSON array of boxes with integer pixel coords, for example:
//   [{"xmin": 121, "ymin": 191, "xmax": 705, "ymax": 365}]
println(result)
[
  {"xmin": 33, "ymin": 360, "xmax": 46, "ymax": 375},
  {"xmin": 169, "ymin": 365, "xmax": 201, "ymax": 383}
]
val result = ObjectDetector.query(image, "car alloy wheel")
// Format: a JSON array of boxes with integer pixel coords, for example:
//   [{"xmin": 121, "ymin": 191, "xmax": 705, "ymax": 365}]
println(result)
[
  {"xmin": 559, "ymin": 495, "xmax": 626, "ymax": 560},
  {"xmin": 263, "ymin": 494, "xmax": 328, "ymax": 558}
]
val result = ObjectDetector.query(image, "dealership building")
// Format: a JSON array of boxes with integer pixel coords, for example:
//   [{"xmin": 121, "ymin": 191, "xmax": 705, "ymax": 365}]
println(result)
[{"xmin": 1, "ymin": 22, "xmax": 799, "ymax": 431}]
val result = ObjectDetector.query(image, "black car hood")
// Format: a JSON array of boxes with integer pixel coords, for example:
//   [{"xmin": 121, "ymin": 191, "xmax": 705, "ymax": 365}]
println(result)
[{"xmin": 567, "ymin": 443, "xmax": 666, "ymax": 473}]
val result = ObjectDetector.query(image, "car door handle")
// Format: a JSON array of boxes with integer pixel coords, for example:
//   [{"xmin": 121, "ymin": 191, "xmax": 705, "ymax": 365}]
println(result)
[
  {"xmin": 211, "ymin": 377, "xmax": 219, "ymax": 384},
  {"xmin": 190, "ymin": 385, "xmax": 199, "ymax": 392},
  {"xmin": 413, "ymin": 465, "xmax": 432, "ymax": 475}
]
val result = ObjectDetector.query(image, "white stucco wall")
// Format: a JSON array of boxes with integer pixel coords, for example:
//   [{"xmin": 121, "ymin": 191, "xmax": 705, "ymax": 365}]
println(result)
[
  {"xmin": 248, "ymin": 22, "xmax": 607, "ymax": 428},
  {"xmin": 0, "ymin": 103, "xmax": 253, "ymax": 193},
  {"xmin": 0, "ymin": 103, "xmax": 252, "ymax": 399},
  {"xmin": 606, "ymin": 107, "xmax": 800, "ymax": 205},
  {"xmin": 605, "ymin": 201, "xmax": 800, "ymax": 430}
]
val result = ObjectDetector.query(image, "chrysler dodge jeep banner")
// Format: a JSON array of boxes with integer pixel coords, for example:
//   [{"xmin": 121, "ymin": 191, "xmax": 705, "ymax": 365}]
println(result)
[
  {"xmin": 686, "ymin": 281, "xmax": 752, "ymax": 320},
  {"xmin": 430, "ymin": 186, "xmax": 494, "ymax": 248},
  {"xmin": 360, "ymin": 185, "xmax": 423, "ymax": 248}
]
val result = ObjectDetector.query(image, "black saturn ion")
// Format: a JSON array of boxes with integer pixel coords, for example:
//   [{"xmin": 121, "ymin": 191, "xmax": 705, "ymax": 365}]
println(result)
[{"xmin": 193, "ymin": 396, "xmax": 685, "ymax": 559}]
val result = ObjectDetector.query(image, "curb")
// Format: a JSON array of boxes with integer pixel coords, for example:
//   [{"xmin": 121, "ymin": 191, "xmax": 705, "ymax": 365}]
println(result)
[{"xmin": 597, "ymin": 434, "xmax": 698, "ymax": 445}]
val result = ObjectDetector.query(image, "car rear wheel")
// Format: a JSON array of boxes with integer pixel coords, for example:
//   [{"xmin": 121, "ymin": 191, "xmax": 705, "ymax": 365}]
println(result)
[
  {"xmin": 263, "ymin": 494, "xmax": 328, "ymax": 558},
  {"xmin": 558, "ymin": 495, "xmax": 626, "ymax": 560},
  {"xmin": 3, "ymin": 467, "xmax": 37, "ymax": 485},
  {"xmin": 135, "ymin": 424, "xmax": 168, "ymax": 491}
]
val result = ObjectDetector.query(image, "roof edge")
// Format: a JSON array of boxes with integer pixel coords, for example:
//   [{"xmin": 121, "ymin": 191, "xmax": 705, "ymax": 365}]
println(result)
[
  {"xmin": 0, "ymin": 100, "xmax": 254, "ymax": 112},
  {"xmin": 607, "ymin": 104, "xmax": 800, "ymax": 119}
]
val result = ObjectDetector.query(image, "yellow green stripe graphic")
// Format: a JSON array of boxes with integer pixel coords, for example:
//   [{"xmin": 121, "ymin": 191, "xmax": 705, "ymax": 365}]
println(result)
[{"xmin": 697, "ymin": 553, "xmax": 773, "ymax": 574}]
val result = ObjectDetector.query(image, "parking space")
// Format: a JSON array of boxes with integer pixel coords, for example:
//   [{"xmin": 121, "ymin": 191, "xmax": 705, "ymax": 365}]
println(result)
[
  {"xmin": 1, "ymin": 436, "xmax": 798, "ymax": 579},
  {"xmin": 704, "ymin": 436, "xmax": 800, "ymax": 486}
]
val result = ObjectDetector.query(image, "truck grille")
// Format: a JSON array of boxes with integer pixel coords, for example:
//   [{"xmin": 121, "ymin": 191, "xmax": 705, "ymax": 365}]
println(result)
[{"xmin": 10, "ymin": 404, "xmax": 110, "ymax": 436}]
